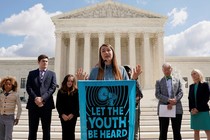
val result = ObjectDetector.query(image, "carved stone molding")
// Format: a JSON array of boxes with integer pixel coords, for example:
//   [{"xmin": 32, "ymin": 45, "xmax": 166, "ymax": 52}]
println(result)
[
  {"xmin": 55, "ymin": 32, "xmax": 62, "ymax": 39},
  {"xmin": 143, "ymin": 32, "xmax": 149, "ymax": 39},
  {"xmin": 114, "ymin": 32, "xmax": 121, "ymax": 38},
  {"xmin": 98, "ymin": 32, "xmax": 105, "ymax": 37},
  {"xmin": 151, "ymin": 38, "xmax": 157, "ymax": 46},
  {"xmin": 63, "ymin": 38, "xmax": 69, "ymax": 46},
  {"xmin": 155, "ymin": 32, "xmax": 164, "ymax": 38},
  {"xmin": 84, "ymin": 32, "xmax": 91, "ymax": 38},
  {"xmin": 128, "ymin": 32, "xmax": 136, "ymax": 37},
  {"xmin": 69, "ymin": 32, "xmax": 77, "ymax": 38},
  {"xmin": 60, "ymin": 4, "xmax": 159, "ymax": 19}
]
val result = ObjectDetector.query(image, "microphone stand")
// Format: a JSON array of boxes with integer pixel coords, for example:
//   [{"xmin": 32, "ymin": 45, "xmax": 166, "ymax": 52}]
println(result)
[
  {"xmin": 138, "ymin": 102, "xmax": 140, "ymax": 140},
  {"xmin": 103, "ymin": 60, "xmax": 107, "ymax": 80}
]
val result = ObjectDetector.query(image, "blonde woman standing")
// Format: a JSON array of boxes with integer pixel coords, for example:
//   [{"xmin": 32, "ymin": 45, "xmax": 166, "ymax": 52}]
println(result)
[{"xmin": 188, "ymin": 69, "xmax": 210, "ymax": 140}]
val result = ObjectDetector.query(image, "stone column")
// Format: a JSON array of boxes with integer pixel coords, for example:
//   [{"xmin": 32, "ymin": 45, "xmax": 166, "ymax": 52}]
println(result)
[
  {"xmin": 156, "ymin": 32, "xmax": 164, "ymax": 78},
  {"xmin": 98, "ymin": 32, "xmax": 105, "ymax": 48},
  {"xmin": 128, "ymin": 32, "xmax": 136, "ymax": 67},
  {"xmin": 152, "ymin": 38, "xmax": 158, "ymax": 86},
  {"xmin": 142, "ymin": 33, "xmax": 152, "ymax": 89},
  {"xmin": 114, "ymin": 32, "xmax": 121, "ymax": 65},
  {"xmin": 83, "ymin": 32, "xmax": 91, "ymax": 74},
  {"xmin": 68, "ymin": 32, "xmax": 77, "ymax": 74},
  {"xmin": 54, "ymin": 31, "xmax": 62, "ymax": 85}
]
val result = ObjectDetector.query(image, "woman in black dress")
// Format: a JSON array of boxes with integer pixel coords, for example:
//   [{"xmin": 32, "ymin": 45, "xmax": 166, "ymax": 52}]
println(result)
[{"xmin": 56, "ymin": 74, "xmax": 79, "ymax": 140}]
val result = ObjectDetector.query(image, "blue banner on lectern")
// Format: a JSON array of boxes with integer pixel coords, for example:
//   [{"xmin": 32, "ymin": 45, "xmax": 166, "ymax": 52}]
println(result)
[{"xmin": 78, "ymin": 80, "xmax": 136, "ymax": 140}]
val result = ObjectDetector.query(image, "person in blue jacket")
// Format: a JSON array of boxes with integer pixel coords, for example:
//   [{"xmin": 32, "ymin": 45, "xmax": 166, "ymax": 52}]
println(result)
[
  {"xmin": 76, "ymin": 43, "xmax": 142, "ymax": 140},
  {"xmin": 76, "ymin": 43, "xmax": 141, "ymax": 80}
]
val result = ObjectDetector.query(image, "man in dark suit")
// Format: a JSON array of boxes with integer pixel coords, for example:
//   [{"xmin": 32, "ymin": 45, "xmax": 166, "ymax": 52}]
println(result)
[
  {"xmin": 155, "ymin": 63, "xmax": 183, "ymax": 140},
  {"xmin": 26, "ymin": 54, "xmax": 57, "ymax": 140}
]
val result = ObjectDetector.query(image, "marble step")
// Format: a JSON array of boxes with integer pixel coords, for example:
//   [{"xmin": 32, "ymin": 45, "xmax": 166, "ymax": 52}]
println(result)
[
  {"xmin": 11, "ymin": 96, "xmax": 206, "ymax": 140},
  {"xmin": 12, "ymin": 130, "xmax": 208, "ymax": 139}
]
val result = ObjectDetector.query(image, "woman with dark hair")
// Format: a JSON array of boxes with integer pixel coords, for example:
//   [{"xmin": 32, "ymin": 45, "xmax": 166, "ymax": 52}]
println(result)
[
  {"xmin": 77, "ymin": 44, "xmax": 141, "ymax": 80},
  {"xmin": 56, "ymin": 74, "xmax": 79, "ymax": 140},
  {"xmin": 89, "ymin": 43, "xmax": 128, "ymax": 80},
  {"xmin": 76, "ymin": 44, "xmax": 142, "ymax": 139}
]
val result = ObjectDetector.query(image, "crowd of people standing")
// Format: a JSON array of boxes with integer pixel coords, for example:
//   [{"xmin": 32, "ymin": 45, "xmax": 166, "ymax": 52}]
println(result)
[{"xmin": 0, "ymin": 44, "xmax": 210, "ymax": 140}]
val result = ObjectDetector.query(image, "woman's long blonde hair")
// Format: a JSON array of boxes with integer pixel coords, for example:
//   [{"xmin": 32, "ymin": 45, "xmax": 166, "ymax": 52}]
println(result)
[
  {"xmin": 97, "ymin": 44, "xmax": 122, "ymax": 80},
  {"xmin": 192, "ymin": 69, "xmax": 205, "ymax": 83}
]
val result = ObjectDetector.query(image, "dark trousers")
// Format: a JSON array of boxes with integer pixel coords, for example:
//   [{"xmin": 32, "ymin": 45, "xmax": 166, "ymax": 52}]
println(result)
[
  {"xmin": 159, "ymin": 114, "xmax": 182, "ymax": 140},
  {"xmin": 28, "ymin": 108, "xmax": 52, "ymax": 140},
  {"xmin": 60, "ymin": 117, "xmax": 77, "ymax": 140},
  {"xmin": 134, "ymin": 105, "xmax": 140, "ymax": 140}
]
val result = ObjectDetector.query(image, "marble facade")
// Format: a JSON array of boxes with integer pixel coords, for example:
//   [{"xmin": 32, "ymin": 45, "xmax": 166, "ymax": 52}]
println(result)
[
  {"xmin": 1, "ymin": 0, "xmax": 209, "ymax": 96},
  {"xmin": 51, "ymin": 0, "xmax": 167, "ymax": 88}
]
